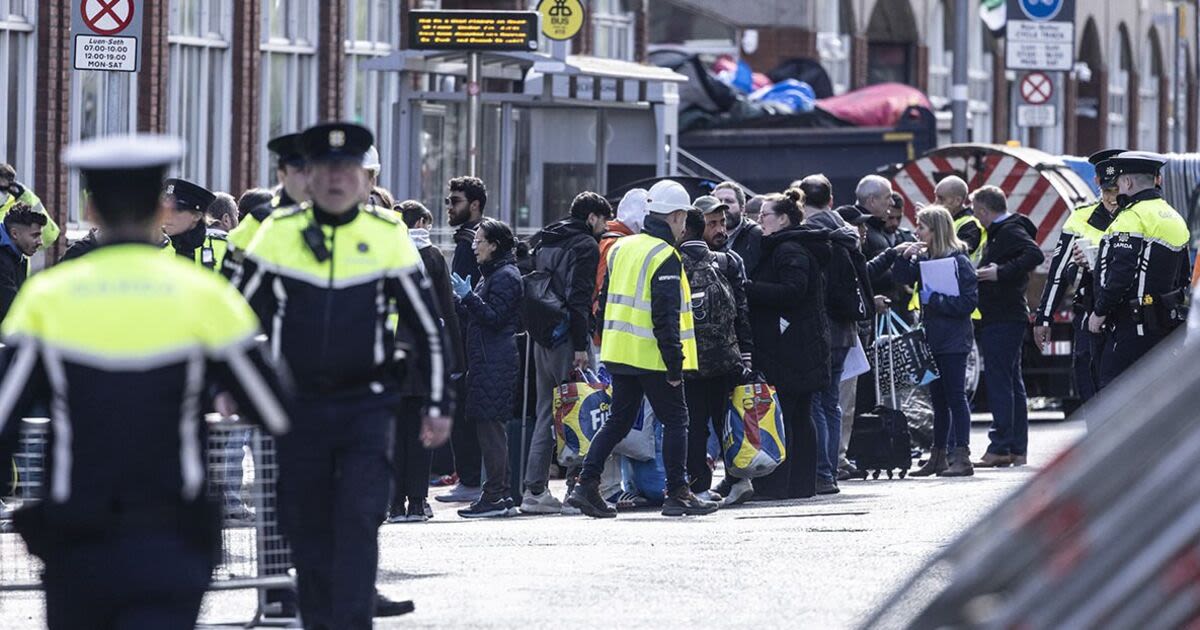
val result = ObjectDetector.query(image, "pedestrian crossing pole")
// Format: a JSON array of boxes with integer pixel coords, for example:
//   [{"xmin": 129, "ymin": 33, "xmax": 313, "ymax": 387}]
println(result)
[
  {"xmin": 951, "ymin": 0, "xmax": 970, "ymax": 143},
  {"xmin": 467, "ymin": 52, "xmax": 482, "ymax": 177}
]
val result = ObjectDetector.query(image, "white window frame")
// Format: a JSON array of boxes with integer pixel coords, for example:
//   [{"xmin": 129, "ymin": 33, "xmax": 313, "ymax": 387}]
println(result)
[
  {"xmin": 167, "ymin": 1, "xmax": 233, "ymax": 192},
  {"xmin": 592, "ymin": 0, "xmax": 636, "ymax": 61},
  {"xmin": 259, "ymin": 0, "xmax": 319, "ymax": 186},
  {"xmin": 344, "ymin": 0, "xmax": 400, "ymax": 191},
  {"xmin": 68, "ymin": 73, "xmax": 139, "ymax": 226},
  {"xmin": 968, "ymin": 26, "xmax": 994, "ymax": 145},
  {"xmin": 816, "ymin": 0, "xmax": 851, "ymax": 95},
  {"xmin": 926, "ymin": 0, "xmax": 950, "ymax": 110},
  {"xmin": 1138, "ymin": 40, "xmax": 1160, "ymax": 152},
  {"xmin": 0, "ymin": 2, "xmax": 37, "ymax": 191}
]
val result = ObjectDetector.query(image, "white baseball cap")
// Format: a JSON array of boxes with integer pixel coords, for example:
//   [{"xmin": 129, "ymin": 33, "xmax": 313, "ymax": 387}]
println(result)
[{"xmin": 645, "ymin": 180, "xmax": 693, "ymax": 215}]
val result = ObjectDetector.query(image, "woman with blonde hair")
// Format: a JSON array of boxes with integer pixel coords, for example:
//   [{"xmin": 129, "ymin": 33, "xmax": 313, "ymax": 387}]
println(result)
[{"xmin": 890, "ymin": 205, "xmax": 979, "ymax": 477}]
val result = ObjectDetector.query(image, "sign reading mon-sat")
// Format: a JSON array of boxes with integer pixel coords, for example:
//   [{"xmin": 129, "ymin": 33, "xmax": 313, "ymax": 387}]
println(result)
[
  {"xmin": 71, "ymin": 0, "xmax": 142, "ymax": 72},
  {"xmin": 1005, "ymin": 0, "xmax": 1076, "ymax": 72}
]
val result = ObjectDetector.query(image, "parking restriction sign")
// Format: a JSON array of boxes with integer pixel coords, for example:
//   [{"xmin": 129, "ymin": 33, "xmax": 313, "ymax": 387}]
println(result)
[
  {"xmin": 71, "ymin": 0, "xmax": 142, "ymax": 72},
  {"xmin": 1020, "ymin": 72, "xmax": 1054, "ymax": 105}
]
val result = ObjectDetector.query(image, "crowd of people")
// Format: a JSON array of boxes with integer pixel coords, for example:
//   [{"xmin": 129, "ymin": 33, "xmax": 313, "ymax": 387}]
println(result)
[{"xmin": 0, "ymin": 116, "xmax": 1191, "ymax": 628}]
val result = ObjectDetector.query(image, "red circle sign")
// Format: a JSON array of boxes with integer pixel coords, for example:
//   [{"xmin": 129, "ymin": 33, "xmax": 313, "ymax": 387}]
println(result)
[
  {"xmin": 81, "ymin": 0, "xmax": 136, "ymax": 36},
  {"xmin": 1020, "ymin": 72, "xmax": 1054, "ymax": 105}
]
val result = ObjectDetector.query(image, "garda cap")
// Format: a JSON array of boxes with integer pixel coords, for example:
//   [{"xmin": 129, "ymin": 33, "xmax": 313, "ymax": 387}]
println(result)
[
  {"xmin": 299, "ymin": 122, "xmax": 374, "ymax": 165},
  {"xmin": 163, "ymin": 178, "xmax": 216, "ymax": 213},
  {"xmin": 64, "ymin": 134, "xmax": 185, "ymax": 173},
  {"xmin": 1106, "ymin": 150, "xmax": 1168, "ymax": 175},
  {"xmin": 267, "ymin": 133, "xmax": 305, "ymax": 169},
  {"xmin": 1089, "ymin": 149, "xmax": 1125, "ymax": 188}
]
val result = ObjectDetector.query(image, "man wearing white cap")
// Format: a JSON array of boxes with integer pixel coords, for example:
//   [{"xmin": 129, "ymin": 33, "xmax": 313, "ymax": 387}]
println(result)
[{"xmin": 567, "ymin": 179, "xmax": 719, "ymax": 518}]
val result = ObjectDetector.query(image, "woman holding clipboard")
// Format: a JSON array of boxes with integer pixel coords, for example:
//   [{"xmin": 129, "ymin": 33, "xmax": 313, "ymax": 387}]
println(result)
[{"xmin": 890, "ymin": 206, "xmax": 979, "ymax": 478}]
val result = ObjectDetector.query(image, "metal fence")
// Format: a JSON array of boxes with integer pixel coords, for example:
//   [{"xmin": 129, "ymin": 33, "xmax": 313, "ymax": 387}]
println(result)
[{"xmin": 1, "ymin": 418, "xmax": 295, "ymax": 622}]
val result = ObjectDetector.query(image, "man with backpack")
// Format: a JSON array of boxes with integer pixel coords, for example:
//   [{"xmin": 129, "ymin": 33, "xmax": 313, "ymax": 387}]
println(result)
[
  {"xmin": 799, "ymin": 175, "xmax": 873, "ymax": 495},
  {"xmin": 520, "ymin": 192, "xmax": 613, "ymax": 514},
  {"xmin": 683, "ymin": 198, "xmax": 756, "ymax": 505}
]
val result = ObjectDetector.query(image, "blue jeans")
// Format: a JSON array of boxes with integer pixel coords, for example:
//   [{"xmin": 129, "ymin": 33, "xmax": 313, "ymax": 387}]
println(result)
[
  {"xmin": 929, "ymin": 352, "xmax": 970, "ymax": 448},
  {"xmin": 980, "ymin": 321, "xmax": 1030, "ymax": 456},
  {"xmin": 812, "ymin": 346, "xmax": 849, "ymax": 483}
]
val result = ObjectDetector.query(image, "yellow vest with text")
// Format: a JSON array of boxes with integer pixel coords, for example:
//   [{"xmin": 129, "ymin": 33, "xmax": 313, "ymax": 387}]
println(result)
[
  {"xmin": 600, "ymin": 233, "xmax": 698, "ymax": 372},
  {"xmin": 1, "ymin": 188, "xmax": 61, "ymax": 248},
  {"xmin": 954, "ymin": 213, "xmax": 987, "ymax": 264}
]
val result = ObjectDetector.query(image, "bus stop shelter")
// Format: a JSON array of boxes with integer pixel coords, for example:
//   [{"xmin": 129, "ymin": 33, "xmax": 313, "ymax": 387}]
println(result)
[{"xmin": 362, "ymin": 50, "xmax": 686, "ymax": 240}]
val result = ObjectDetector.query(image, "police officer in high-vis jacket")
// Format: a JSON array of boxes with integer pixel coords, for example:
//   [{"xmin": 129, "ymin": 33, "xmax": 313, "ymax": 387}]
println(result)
[
  {"xmin": 1034, "ymin": 149, "xmax": 1122, "ymax": 403},
  {"xmin": 163, "ymin": 177, "xmax": 229, "ymax": 271},
  {"xmin": 0, "ymin": 135, "xmax": 292, "ymax": 630},
  {"xmin": 237, "ymin": 122, "xmax": 450, "ymax": 629},
  {"xmin": 1088, "ymin": 151, "xmax": 1191, "ymax": 389},
  {"xmin": 222, "ymin": 133, "xmax": 309, "ymax": 283},
  {"xmin": 567, "ymin": 179, "xmax": 719, "ymax": 519}
]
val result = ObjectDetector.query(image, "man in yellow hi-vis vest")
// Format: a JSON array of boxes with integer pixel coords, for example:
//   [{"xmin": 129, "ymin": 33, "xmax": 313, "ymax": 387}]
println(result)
[
  {"xmin": 0, "ymin": 163, "xmax": 61, "ymax": 250},
  {"xmin": 935, "ymin": 175, "xmax": 987, "ymax": 263},
  {"xmin": 567, "ymin": 179, "xmax": 718, "ymax": 519}
]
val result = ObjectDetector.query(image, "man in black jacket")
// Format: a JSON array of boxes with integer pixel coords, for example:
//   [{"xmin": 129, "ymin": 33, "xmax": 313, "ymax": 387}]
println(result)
[
  {"xmin": 0, "ymin": 204, "xmax": 44, "ymax": 323},
  {"xmin": 972, "ymin": 186, "xmax": 1044, "ymax": 468},
  {"xmin": 716, "ymin": 181, "xmax": 763, "ymax": 277},
  {"xmin": 438, "ymin": 175, "xmax": 487, "ymax": 504},
  {"xmin": 520, "ymin": 191, "xmax": 611, "ymax": 514}
]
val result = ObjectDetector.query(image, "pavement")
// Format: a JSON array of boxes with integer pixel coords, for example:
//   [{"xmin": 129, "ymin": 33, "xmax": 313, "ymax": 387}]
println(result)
[{"xmin": 0, "ymin": 419, "xmax": 1086, "ymax": 629}]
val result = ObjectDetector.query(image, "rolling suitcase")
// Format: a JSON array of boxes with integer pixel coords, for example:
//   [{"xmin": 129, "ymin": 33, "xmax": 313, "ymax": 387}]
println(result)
[{"xmin": 846, "ymin": 311, "xmax": 915, "ymax": 479}]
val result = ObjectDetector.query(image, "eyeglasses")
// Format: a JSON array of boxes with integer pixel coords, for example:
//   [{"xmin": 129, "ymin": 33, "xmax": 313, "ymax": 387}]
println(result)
[{"xmin": 445, "ymin": 196, "xmax": 466, "ymax": 206}]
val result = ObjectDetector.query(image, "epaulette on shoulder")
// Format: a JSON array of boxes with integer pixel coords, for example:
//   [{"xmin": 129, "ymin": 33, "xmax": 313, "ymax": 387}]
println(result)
[{"xmin": 271, "ymin": 204, "xmax": 308, "ymax": 220}]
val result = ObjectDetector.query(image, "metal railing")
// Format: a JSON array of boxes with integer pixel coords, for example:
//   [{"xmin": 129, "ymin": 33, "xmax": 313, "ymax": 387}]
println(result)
[{"xmin": 1, "ymin": 418, "xmax": 295, "ymax": 623}]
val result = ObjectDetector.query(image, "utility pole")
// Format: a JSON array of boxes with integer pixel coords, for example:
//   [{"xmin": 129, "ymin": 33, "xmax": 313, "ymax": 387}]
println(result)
[{"xmin": 952, "ymin": 0, "xmax": 971, "ymax": 143}]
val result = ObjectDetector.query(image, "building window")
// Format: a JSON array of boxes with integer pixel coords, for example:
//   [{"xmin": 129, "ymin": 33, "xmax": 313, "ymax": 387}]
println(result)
[
  {"xmin": 968, "ymin": 26, "xmax": 994, "ymax": 144},
  {"xmin": 1108, "ymin": 29, "xmax": 1131, "ymax": 148},
  {"xmin": 0, "ymin": 2, "xmax": 36, "ymax": 190},
  {"xmin": 592, "ymin": 0, "xmax": 635, "ymax": 61},
  {"xmin": 259, "ymin": 0, "xmax": 319, "ymax": 186},
  {"xmin": 168, "ymin": 0, "xmax": 233, "ymax": 193},
  {"xmin": 816, "ymin": 0, "xmax": 853, "ymax": 95},
  {"xmin": 926, "ymin": 0, "xmax": 950, "ymax": 109},
  {"xmin": 1138, "ymin": 33, "xmax": 1162, "ymax": 152},
  {"xmin": 69, "ymin": 71, "xmax": 138, "ymax": 225},
  {"xmin": 344, "ymin": 0, "xmax": 400, "ymax": 191}
]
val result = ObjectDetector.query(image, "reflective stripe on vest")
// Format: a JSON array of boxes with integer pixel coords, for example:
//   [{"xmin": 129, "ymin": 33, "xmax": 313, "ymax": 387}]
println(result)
[
  {"xmin": 1062, "ymin": 202, "xmax": 1107, "ymax": 244},
  {"xmin": 600, "ymin": 233, "xmax": 699, "ymax": 372},
  {"xmin": 954, "ymin": 213, "xmax": 987, "ymax": 264}
]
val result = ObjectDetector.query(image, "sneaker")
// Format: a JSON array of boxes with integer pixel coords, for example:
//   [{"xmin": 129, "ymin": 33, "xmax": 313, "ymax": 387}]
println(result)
[
  {"xmin": 709, "ymin": 476, "xmax": 736, "ymax": 499},
  {"xmin": 504, "ymin": 497, "xmax": 520, "ymax": 517},
  {"xmin": 385, "ymin": 504, "xmax": 408, "ymax": 524},
  {"xmin": 561, "ymin": 503, "xmax": 582, "ymax": 516},
  {"xmin": 615, "ymin": 491, "xmax": 651, "ymax": 510},
  {"xmin": 566, "ymin": 479, "xmax": 617, "ymax": 518},
  {"xmin": 720, "ymin": 478, "xmax": 755, "ymax": 506},
  {"xmin": 1011, "ymin": 454, "xmax": 1028, "ymax": 467},
  {"xmin": 404, "ymin": 500, "xmax": 430, "ymax": 523},
  {"xmin": 429, "ymin": 473, "xmax": 458, "ymax": 487},
  {"xmin": 374, "ymin": 592, "xmax": 415, "ymax": 617},
  {"xmin": 435, "ymin": 483, "xmax": 481, "ymax": 503},
  {"xmin": 519, "ymin": 489, "xmax": 563, "ymax": 515},
  {"xmin": 457, "ymin": 497, "xmax": 513, "ymax": 519},
  {"xmin": 816, "ymin": 479, "xmax": 840, "ymax": 495},
  {"xmin": 662, "ymin": 486, "xmax": 719, "ymax": 517},
  {"xmin": 837, "ymin": 464, "xmax": 860, "ymax": 481}
]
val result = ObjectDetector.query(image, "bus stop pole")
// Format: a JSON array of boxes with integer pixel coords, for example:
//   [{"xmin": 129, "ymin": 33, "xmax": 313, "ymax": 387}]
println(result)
[
  {"xmin": 467, "ymin": 52, "xmax": 482, "ymax": 176},
  {"xmin": 951, "ymin": 0, "xmax": 970, "ymax": 143}
]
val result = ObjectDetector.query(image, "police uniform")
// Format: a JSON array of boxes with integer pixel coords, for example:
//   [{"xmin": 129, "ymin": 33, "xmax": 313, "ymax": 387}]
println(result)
[
  {"xmin": 164, "ymin": 178, "xmax": 229, "ymax": 271},
  {"xmin": 1035, "ymin": 149, "xmax": 1120, "ymax": 402},
  {"xmin": 1092, "ymin": 152, "xmax": 1191, "ymax": 389},
  {"xmin": 236, "ymin": 122, "xmax": 448, "ymax": 629},
  {"xmin": 222, "ymin": 133, "xmax": 305, "ymax": 284},
  {"xmin": 0, "ymin": 182, "xmax": 61, "ymax": 249},
  {"xmin": 0, "ymin": 135, "xmax": 291, "ymax": 630}
]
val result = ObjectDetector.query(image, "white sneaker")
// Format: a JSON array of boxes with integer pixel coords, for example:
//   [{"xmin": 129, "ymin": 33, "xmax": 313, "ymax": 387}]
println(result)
[
  {"xmin": 721, "ymin": 478, "xmax": 755, "ymax": 506},
  {"xmin": 518, "ymin": 489, "xmax": 563, "ymax": 514}
]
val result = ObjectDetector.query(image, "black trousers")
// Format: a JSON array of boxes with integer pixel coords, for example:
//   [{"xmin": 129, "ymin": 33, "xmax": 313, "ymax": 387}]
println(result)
[
  {"xmin": 755, "ymin": 390, "xmax": 817, "ymax": 500},
  {"xmin": 392, "ymin": 396, "xmax": 432, "ymax": 506},
  {"xmin": 685, "ymin": 373, "xmax": 735, "ymax": 493},
  {"xmin": 277, "ymin": 398, "xmax": 394, "ymax": 630},
  {"xmin": 581, "ymin": 372, "xmax": 690, "ymax": 493},
  {"xmin": 449, "ymin": 378, "xmax": 482, "ymax": 487},
  {"xmin": 42, "ymin": 532, "xmax": 211, "ymax": 630},
  {"xmin": 476, "ymin": 419, "xmax": 510, "ymax": 503},
  {"xmin": 1098, "ymin": 320, "xmax": 1168, "ymax": 390}
]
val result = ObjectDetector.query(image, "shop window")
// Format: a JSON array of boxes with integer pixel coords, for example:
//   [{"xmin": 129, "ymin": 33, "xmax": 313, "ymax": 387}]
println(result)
[
  {"xmin": 593, "ymin": 0, "xmax": 635, "ymax": 61},
  {"xmin": 345, "ymin": 0, "xmax": 400, "ymax": 190},
  {"xmin": 0, "ymin": 1, "xmax": 35, "ymax": 191}
]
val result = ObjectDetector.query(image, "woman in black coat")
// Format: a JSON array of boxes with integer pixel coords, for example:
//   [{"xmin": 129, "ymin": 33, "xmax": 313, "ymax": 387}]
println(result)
[
  {"xmin": 746, "ymin": 188, "xmax": 832, "ymax": 500},
  {"xmin": 451, "ymin": 219, "xmax": 523, "ymax": 518}
]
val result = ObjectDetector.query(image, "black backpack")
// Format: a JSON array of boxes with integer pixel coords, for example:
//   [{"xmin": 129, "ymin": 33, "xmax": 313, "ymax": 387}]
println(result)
[
  {"xmin": 683, "ymin": 251, "xmax": 742, "ymax": 378},
  {"xmin": 826, "ymin": 239, "xmax": 872, "ymax": 323}
]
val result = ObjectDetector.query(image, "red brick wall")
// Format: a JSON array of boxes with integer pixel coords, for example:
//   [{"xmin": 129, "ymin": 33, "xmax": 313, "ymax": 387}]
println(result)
[
  {"xmin": 35, "ymin": 0, "xmax": 71, "ymax": 259},
  {"xmin": 318, "ymin": 0, "xmax": 347, "ymax": 121},
  {"xmin": 230, "ymin": 0, "xmax": 262, "ymax": 196},
  {"xmin": 136, "ymin": 0, "xmax": 168, "ymax": 133}
]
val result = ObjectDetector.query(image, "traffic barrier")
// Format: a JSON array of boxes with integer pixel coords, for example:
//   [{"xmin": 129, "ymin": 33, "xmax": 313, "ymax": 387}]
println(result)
[{"xmin": 0, "ymin": 418, "xmax": 295, "ymax": 623}]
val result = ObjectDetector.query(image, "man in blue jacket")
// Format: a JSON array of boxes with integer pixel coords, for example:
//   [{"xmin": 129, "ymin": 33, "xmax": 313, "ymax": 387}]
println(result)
[{"xmin": 971, "ymin": 186, "xmax": 1044, "ymax": 467}]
